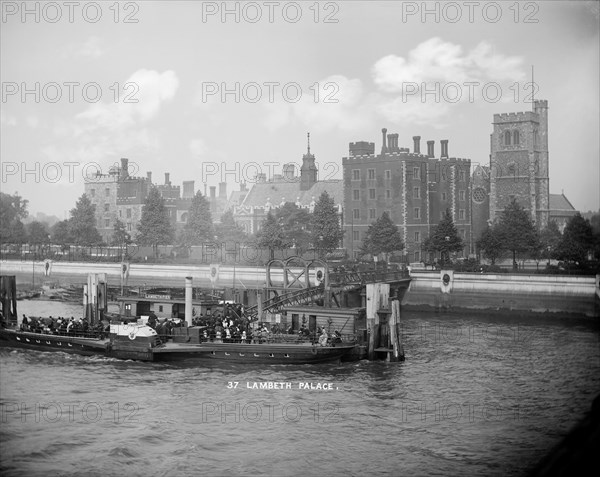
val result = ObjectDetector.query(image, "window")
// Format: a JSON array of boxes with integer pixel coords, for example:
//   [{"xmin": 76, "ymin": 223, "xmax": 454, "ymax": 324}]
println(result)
[
  {"xmin": 127, "ymin": 223, "xmax": 132, "ymax": 231},
  {"xmin": 119, "ymin": 210, "xmax": 122, "ymax": 218},
  {"xmin": 368, "ymin": 169, "xmax": 375, "ymax": 180},
  {"xmin": 158, "ymin": 306, "xmax": 163, "ymax": 312},
  {"xmin": 353, "ymin": 189, "xmax": 360, "ymax": 201},
  {"xmin": 385, "ymin": 189, "xmax": 391, "ymax": 199},
  {"xmin": 441, "ymin": 192, "xmax": 447, "ymax": 201},
  {"xmin": 513, "ymin": 130, "xmax": 519, "ymax": 145},
  {"xmin": 473, "ymin": 187, "xmax": 486, "ymax": 203},
  {"xmin": 105, "ymin": 188, "xmax": 110, "ymax": 196},
  {"xmin": 104, "ymin": 203, "xmax": 109, "ymax": 212},
  {"xmin": 414, "ymin": 251, "xmax": 420, "ymax": 262},
  {"xmin": 353, "ymin": 209, "xmax": 360, "ymax": 220},
  {"xmin": 126, "ymin": 208, "xmax": 132, "ymax": 218},
  {"xmin": 352, "ymin": 170, "xmax": 360, "ymax": 181},
  {"xmin": 385, "ymin": 170, "xmax": 391, "ymax": 180},
  {"xmin": 459, "ymin": 190, "xmax": 465, "ymax": 201},
  {"xmin": 369, "ymin": 208, "xmax": 376, "ymax": 219},
  {"xmin": 414, "ymin": 207, "xmax": 420, "ymax": 219},
  {"xmin": 504, "ymin": 130, "xmax": 512, "ymax": 146},
  {"xmin": 369, "ymin": 189, "xmax": 376, "ymax": 199},
  {"xmin": 104, "ymin": 219, "xmax": 110, "ymax": 227},
  {"xmin": 459, "ymin": 170, "xmax": 466, "ymax": 182},
  {"xmin": 414, "ymin": 231, "xmax": 420, "ymax": 242},
  {"xmin": 459, "ymin": 209, "xmax": 465, "ymax": 220},
  {"xmin": 90, "ymin": 189, "xmax": 96, "ymax": 197},
  {"xmin": 353, "ymin": 230, "xmax": 360, "ymax": 241},
  {"xmin": 413, "ymin": 167, "xmax": 420, "ymax": 180},
  {"xmin": 460, "ymin": 229, "xmax": 466, "ymax": 239},
  {"xmin": 413, "ymin": 187, "xmax": 420, "ymax": 199}
]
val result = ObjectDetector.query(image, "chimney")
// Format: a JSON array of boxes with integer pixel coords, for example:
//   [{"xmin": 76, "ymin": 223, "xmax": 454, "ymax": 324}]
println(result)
[
  {"xmin": 387, "ymin": 133, "xmax": 399, "ymax": 152},
  {"xmin": 283, "ymin": 163, "xmax": 295, "ymax": 181},
  {"xmin": 210, "ymin": 186, "xmax": 216, "ymax": 199},
  {"xmin": 427, "ymin": 140, "xmax": 435, "ymax": 158},
  {"xmin": 413, "ymin": 136, "xmax": 421, "ymax": 154},
  {"xmin": 165, "ymin": 172, "xmax": 170, "ymax": 185},
  {"xmin": 219, "ymin": 182, "xmax": 227, "ymax": 199},
  {"xmin": 381, "ymin": 128, "xmax": 388, "ymax": 154},
  {"xmin": 440, "ymin": 140, "xmax": 449, "ymax": 158},
  {"xmin": 146, "ymin": 171, "xmax": 152, "ymax": 183},
  {"xmin": 182, "ymin": 181, "xmax": 195, "ymax": 199},
  {"xmin": 120, "ymin": 158, "xmax": 129, "ymax": 179}
]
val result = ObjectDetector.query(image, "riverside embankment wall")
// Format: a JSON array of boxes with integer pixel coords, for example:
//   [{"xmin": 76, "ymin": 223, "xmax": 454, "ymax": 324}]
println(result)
[{"xmin": 404, "ymin": 270, "xmax": 600, "ymax": 318}]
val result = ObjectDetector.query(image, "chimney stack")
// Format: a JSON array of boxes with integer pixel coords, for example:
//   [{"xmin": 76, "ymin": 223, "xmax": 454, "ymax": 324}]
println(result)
[
  {"xmin": 120, "ymin": 158, "xmax": 129, "ymax": 179},
  {"xmin": 387, "ymin": 133, "xmax": 399, "ymax": 152},
  {"xmin": 182, "ymin": 181, "xmax": 195, "ymax": 199},
  {"xmin": 219, "ymin": 182, "xmax": 227, "ymax": 199},
  {"xmin": 165, "ymin": 172, "xmax": 170, "ymax": 185},
  {"xmin": 381, "ymin": 128, "xmax": 388, "ymax": 154},
  {"xmin": 146, "ymin": 171, "xmax": 152, "ymax": 183},
  {"xmin": 427, "ymin": 140, "xmax": 435, "ymax": 158},
  {"xmin": 440, "ymin": 140, "xmax": 449, "ymax": 158},
  {"xmin": 210, "ymin": 186, "xmax": 216, "ymax": 199},
  {"xmin": 413, "ymin": 136, "xmax": 421, "ymax": 154}
]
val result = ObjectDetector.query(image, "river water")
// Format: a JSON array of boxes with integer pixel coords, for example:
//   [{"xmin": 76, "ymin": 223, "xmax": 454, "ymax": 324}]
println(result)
[{"xmin": 1, "ymin": 300, "xmax": 598, "ymax": 477}]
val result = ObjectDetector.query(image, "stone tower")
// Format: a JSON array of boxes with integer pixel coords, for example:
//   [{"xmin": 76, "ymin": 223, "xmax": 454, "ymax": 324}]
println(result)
[
  {"xmin": 489, "ymin": 100, "xmax": 549, "ymax": 228},
  {"xmin": 300, "ymin": 132, "xmax": 317, "ymax": 191}
]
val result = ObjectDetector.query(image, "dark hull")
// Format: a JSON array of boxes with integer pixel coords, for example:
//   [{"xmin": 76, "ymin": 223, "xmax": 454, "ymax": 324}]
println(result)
[
  {"xmin": 0, "ymin": 329, "xmax": 355, "ymax": 364},
  {"xmin": 0, "ymin": 328, "xmax": 107, "ymax": 356},
  {"xmin": 152, "ymin": 342, "xmax": 355, "ymax": 364}
]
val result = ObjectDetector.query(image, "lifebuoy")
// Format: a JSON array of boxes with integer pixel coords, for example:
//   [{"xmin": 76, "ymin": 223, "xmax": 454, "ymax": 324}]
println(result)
[
  {"xmin": 128, "ymin": 331, "xmax": 136, "ymax": 340},
  {"xmin": 442, "ymin": 273, "xmax": 451, "ymax": 285}
]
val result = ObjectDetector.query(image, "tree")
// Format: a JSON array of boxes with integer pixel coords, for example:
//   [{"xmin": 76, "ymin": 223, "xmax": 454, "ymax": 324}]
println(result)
[
  {"xmin": 137, "ymin": 186, "xmax": 174, "ymax": 257},
  {"xmin": 476, "ymin": 225, "xmax": 503, "ymax": 265},
  {"xmin": 423, "ymin": 209, "xmax": 464, "ymax": 266},
  {"xmin": 257, "ymin": 211, "xmax": 285, "ymax": 260},
  {"xmin": 555, "ymin": 213, "xmax": 593, "ymax": 264},
  {"xmin": 215, "ymin": 209, "xmax": 247, "ymax": 244},
  {"xmin": 495, "ymin": 198, "xmax": 539, "ymax": 270},
  {"xmin": 311, "ymin": 191, "xmax": 344, "ymax": 257},
  {"xmin": 112, "ymin": 218, "xmax": 132, "ymax": 258},
  {"xmin": 27, "ymin": 221, "xmax": 49, "ymax": 245},
  {"xmin": 361, "ymin": 211, "xmax": 404, "ymax": 260},
  {"xmin": 538, "ymin": 220, "xmax": 562, "ymax": 264},
  {"xmin": 51, "ymin": 220, "xmax": 72, "ymax": 249},
  {"xmin": 0, "ymin": 192, "xmax": 28, "ymax": 244},
  {"xmin": 276, "ymin": 202, "xmax": 311, "ymax": 252},
  {"xmin": 69, "ymin": 194, "xmax": 102, "ymax": 246},
  {"xmin": 180, "ymin": 191, "xmax": 214, "ymax": 246}
]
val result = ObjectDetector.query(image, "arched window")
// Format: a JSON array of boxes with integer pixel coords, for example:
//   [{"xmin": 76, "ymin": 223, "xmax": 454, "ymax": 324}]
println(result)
[
  {"xmin": 504, "ymin": 130, "xmax": 511, "ymax": 146},
  {"xmin": 513, "ymin": 130, "xmax": 519, "ymax": 145}
]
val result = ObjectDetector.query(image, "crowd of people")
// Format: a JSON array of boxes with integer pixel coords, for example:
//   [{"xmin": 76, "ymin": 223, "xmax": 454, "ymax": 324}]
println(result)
[{"xmin": 17, "ymin": 314, "xmax": 108, "ymax": 337}]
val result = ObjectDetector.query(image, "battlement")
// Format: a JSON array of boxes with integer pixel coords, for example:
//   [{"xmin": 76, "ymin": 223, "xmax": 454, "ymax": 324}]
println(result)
[{"xmin": 493, "ymin": 111, "xmax": 539, "ymax": 124}]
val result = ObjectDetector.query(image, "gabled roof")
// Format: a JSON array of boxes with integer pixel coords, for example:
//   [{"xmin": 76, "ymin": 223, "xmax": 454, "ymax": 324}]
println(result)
[
  {"xmin": 240, "ymin": 179, "xmax": 343, "ymax": 209},
  {"xmin": 549, "ymin": 193, "xmax": 576, "ymax": 211}
]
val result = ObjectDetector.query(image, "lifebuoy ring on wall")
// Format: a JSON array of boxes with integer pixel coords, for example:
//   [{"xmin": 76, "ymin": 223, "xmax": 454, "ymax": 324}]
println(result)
[{"xmin": 129, "ymin": 331, "xmax": 136, "ymax": 340}]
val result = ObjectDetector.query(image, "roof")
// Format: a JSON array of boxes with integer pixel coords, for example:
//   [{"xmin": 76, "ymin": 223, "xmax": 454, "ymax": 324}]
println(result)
[
  {"xmin": 549, "ymin": 193, "xmax": 577, "ymax": 211},
  {"xmin": 240, "ymin": 179, "xmax": 343, "ymax": 209}
]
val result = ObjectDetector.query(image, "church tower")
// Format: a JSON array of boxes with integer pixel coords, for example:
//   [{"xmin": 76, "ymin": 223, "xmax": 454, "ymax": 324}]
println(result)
[
  {"xmin": 300, "ymin": 132, "xmax": 317, "ymax": 191},
  {"xmin": 489, "ymin": 99, "xmax": 549, "ymax": 228}
]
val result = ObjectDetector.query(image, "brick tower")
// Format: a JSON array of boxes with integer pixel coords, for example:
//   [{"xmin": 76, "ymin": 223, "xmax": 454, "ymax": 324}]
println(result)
[{"xmin": 489, "ymin": 100, "xmax": 549, "ymax": 228}]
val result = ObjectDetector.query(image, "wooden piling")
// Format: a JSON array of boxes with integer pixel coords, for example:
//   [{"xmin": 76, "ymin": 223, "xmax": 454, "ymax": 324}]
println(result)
[
  {"xmin": 366, "ymin": 283, "xmax": 389, "ymax": 360},
  {"xmin": 389, "ymin": 299, "xmax": 405, "ymax": 361}
]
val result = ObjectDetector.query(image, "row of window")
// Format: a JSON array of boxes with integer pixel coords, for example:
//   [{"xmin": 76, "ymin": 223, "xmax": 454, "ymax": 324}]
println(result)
[
  {"xmin": 101, "ymin": 219, "xmax": 133, "ymax": 231},
  {"xmin": 89, "ymin": 188, "xmax": 137, "ymax": 198},
  {"xmin": 352, "ymin": 188, "xmax": 467, "ymax": 201},
  {"xmin": 351, "ymin": 208, "xmax": 466, "ymax": 221},
  {"xmin": 352, "ymin": 229, "xmax": 467, "ymax": 242},
  {"xmin": 351, "ymin": 168, "xmax": 467, "ymax": 182}
]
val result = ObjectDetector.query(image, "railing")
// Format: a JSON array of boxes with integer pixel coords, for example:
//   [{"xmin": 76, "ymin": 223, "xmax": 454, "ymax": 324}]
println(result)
[{"xmin": 245, "ymin": 285, "xmax": 325, "ymax": 321}]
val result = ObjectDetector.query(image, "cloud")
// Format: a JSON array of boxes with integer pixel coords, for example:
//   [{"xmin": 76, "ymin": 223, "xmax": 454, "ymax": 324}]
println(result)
[
  {"xmin": 61, "ymin": 36, "xmax": 106, "ymax": 59},
  {"xmin": 76, "ymin": 69, "xmax": 179, "ymax": 130},
  {"xmin": 372, "ymin": 37, "xmax": 525, "ymax": 92}
]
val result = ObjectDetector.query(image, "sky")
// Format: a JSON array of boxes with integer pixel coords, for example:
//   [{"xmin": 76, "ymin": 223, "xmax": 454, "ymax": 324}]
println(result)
[{"xmin": 1, "ymin": 0, "xmax": 599, "ymax": 220}]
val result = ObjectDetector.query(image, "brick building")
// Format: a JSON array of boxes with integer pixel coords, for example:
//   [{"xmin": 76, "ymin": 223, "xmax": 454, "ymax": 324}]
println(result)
[{"xmin": 342, "ymin": 129, "xmax": 472, "ymax": 263}]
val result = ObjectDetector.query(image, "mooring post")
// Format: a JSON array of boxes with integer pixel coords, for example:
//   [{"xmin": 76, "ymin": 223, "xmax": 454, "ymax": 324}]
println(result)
[
  {"xmin": 389, "ymin": 299, "xmax": 405, "ymax": 362},
  {"xmin": 185, "ymin": 276, "xmax": 193, "ymax": 327},
  {"xmin": 366, "ymin": 283, "xmax": 389, "ymax": 360}
]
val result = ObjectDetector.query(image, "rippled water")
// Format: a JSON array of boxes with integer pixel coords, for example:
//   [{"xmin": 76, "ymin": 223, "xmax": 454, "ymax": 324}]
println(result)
[{"xmin": 1, "ymin": 301, "xmax": 599, "ymax": 477}]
